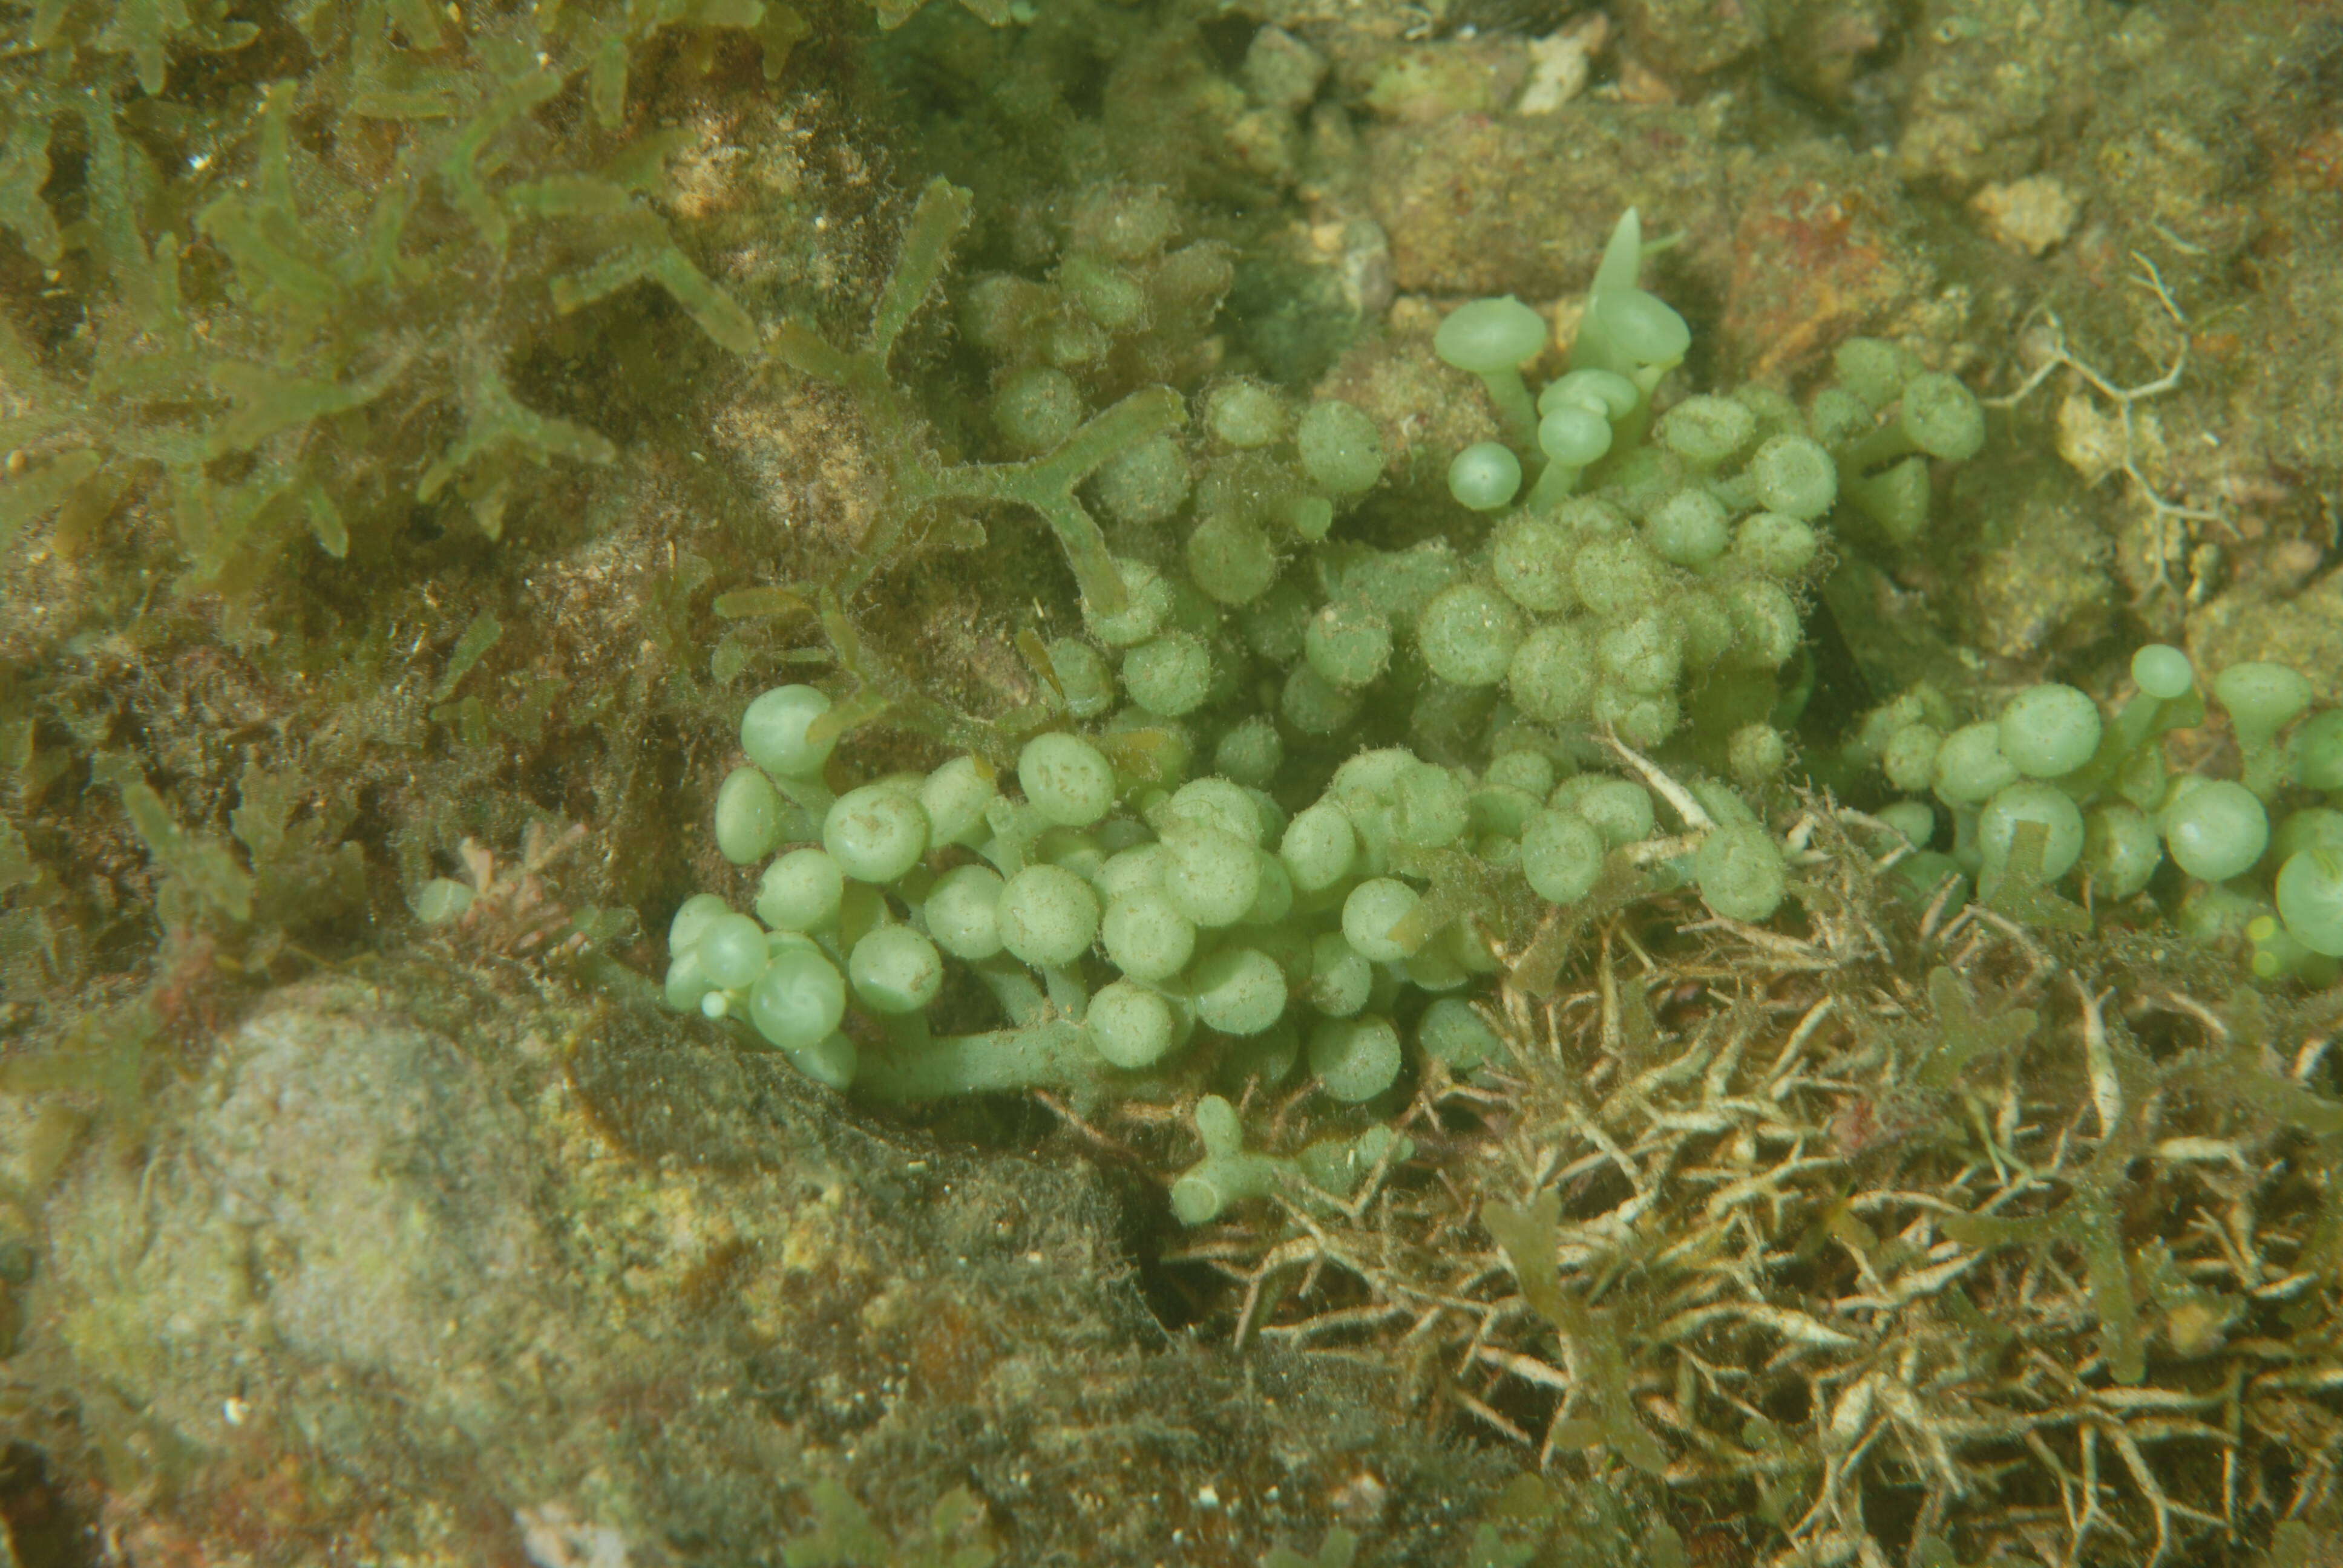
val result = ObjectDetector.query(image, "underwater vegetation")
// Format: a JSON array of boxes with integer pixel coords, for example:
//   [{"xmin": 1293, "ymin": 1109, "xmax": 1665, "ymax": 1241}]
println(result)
[
  {"xmin": 0, "ymin": 0, "xmax": 793, "ymax": 606},
  {"xmin": 8, "ymin": 0, "xmax": 2343, "ymax": 1564},
  {"xmin": 655, "ymin": 166, "xmax": 2343, "ymax": 1564}
]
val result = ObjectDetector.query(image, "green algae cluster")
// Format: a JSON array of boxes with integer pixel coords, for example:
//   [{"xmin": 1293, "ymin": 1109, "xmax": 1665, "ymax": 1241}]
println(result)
[
  {"xmin": 0, "ymin": 0, "xmax": 787, "ymax": 610},
  {"xmin": 669, "ymin": 199, "xmax": 1912, "ymax": 1112},
  {"xmin": 7, "ymin": 2, "xmax": 2343, "ymax": 1564}
]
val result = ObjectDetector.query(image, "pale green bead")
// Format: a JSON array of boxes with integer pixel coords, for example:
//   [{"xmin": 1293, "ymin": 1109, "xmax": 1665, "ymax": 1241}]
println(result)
[
  {"xmin": 1084, "ymin": 557, "xmax": 1175, "ymax": 647},
  {"xmin": 822, "ymin": 785, "xmax": 930, "ymax": 883},
  {"xmin": 1041, "ymin": 826, "xmax": 1107, "ymax": 884},
  {"xmin": 1734, "ymin": 511, "xmax": 1818, "ymax": 577},
  {"xmin": 1898, "ymin": 373, "xmax": 1985, "ymax": 460},
  {"xmin": 1572, "ymin": 537, "xmax": 1660, "ymax": 618},
  {"xmin": 1677, "ymin": 588, "xmax": 1735, "ymax": 667},
  {"xmin": 1331, "ymin": 746, "xmax": 1415, "ymax": 805},
  {"xmin": 1306, "ymin": 600, "xmax": 1392, "ymax": 688},
  {"xmin": 1087, "ymin": 981, "xmax": 1179, "ymax": 1068},
  {"xmin": 1095, "ymin": 434, "xmax": 1192, "ymax": 528},
  {"xmin": 1998, "ymin": 684, "xmax": 2102, "ymax": 779},
  {"xmin": 1746, "ymin": 434, "xmax": 1837, "ymax": 520},
  {"xmin": 848, "ymin": 925, "xmax": 944, "ymax": 1014},
  {"xmin": 1296, "ymin": 400, "xmax": 1386, "ymax": 494},
  {"xmin": 1102, "ymin": 888, "xmax": 1197, "ymax": 982},
  {"xmin": 741, "ymin": 685, "xmax": 836, "ymax": 779},
  {"xmin": 668, "ymin": 891, "xmax": 733, "ymax": 956},
  {"xmin": 1162, "ymin": 777, "xmax": 1266, "ymax": 845},
  {"xmin": 1541, "ymin": 368, "xmax": 1637, "ymax": 421},
  {"xmin": 1592, "ymin": 687, "xmax": 1679, "ymax": 749},
  {"xmin": 2216, "ymin": 662, "xmax": 2313, "ymax": 742},
  {"xmin": 1308, "ymin": 1015, "xmax": 1403, "ymax": 1102},
  {"xmin": 1522, "ymin": 809, "xmax": 1603, "ymax": 903},
  {"xmin": 1305, "ymin": 933, "xmax": 1373, "ymax": 1016},
  {"xmin": 1507, "ymin": 621, "xmax": 1596, "ymax": 724},
  {"xmin": 1392, "ymin": 762, "xmax": 1472, "ymax": 850},
  {"xmin": 1283, "ymin": 494, "xmax": 1336, "ymax": 541},
  {"xmin": 757, "ymin": 848, "xmax": 845, "ymax": 932},
  {"xmin": 1187, "ymin": 511, "xmax": 1280, "ymax": 606},
  {"xmin": 2132, "ymin": 643, "xmax": 2195, "ymax": 701},
  {"xmin": 1048, "ymin": 639, "xmax": 1117, "ymax": 719},
  {"xmin": 1591, "ymin": 284, "xmax": 1689, "ymax": 370},
  {"xmin": 663, "ymin": 947, "xmax": 714, "ymax": 1013},
  {"xmin": 1726, "ymin": 580, "xmax": 1801, "ymax": 670},
  {"xmin": 1161, "ymin": 822, "xmax": 1261, "ymax": 927},
  {"xmin": 2277, "ymin": 848, "xmax": 2343, "ymax": 957},
  {"xmin": 1978, "ymin": 782, "xmax": 2086, "ymax": 883},
  {"xmin": 1239, "ymin": 788, "xmax": 1289, "ymax": 855},
  {"xmin": 1193, "ymin": 946, "xmax": 1288, "ymax": 1035},
  {"xmin": 1438, "ymin": 296, "xmax": 1547, "ymax": 371},
  {"xmin": 1420, "ymin": 998, "xmax": 1500, "ymax": 1069},
  {"xmin": 1124, "ymin": 632, "xmax": 1213, "ymax": 717},
  {"xmin": 1690, "ymin": 778, "xmax": 1758, "ymax": 829},
  {"xmin": 696, "ymin": 912, "xmax": 771, "ymax": 990},
  {"xmin": 997, "ymin": 864, "xmax": 1101, "ymax": 967},
  {"xmin": 994, "ymin": 366, "xmax": 1084, "ymax": 454},
  {"xmin": 713, "ymin": 766, "xmax": 785, "ymax": 864},
  {"xmin": 1020, "ymin": 733, "xmax": 1117, "ymax": 828},
  {"xmin": 1096, "ymin": 842, "xmax": 1167, "ymax": 903},
  {"xmin": 1657, "ymin": 394, "xmax": 1754, "ymax": 468},
  {"xmin": 2082, "ymin": 803, "xmax": 2161, "ymax": 900},
  {"xmin": 1417, "ymin": 581, "xmax": 1525, "ymax": 688},
  {"xmin": 920, "ymin": 756, "xmax": 999, "ymax": 846},
  {"xmin": 1833, "ymin": 338, "xmax": 1916, "ymax": 410},
  {"xmin": 1280, "ymin": 802, "xmax": 1357, "ymax": 892},
  {"xmin": 1447, "ymin": 442, "xmax": 1522, "ymax": 511},
  {"xmin": 1214, "ymin": 716, "xmax": 1284, "ymax": 789},
  {"xmin": 1876, "ymin": 800, "xmax": 1935, "ymax": 849},
  {"xmin": 1693, "ymin": 823, "xmax": 1786, "ymax": 921},
  {"xmin": 1204, "ymin": 378, "xmax": 1289, "ymax": 448},
  {"xmin": 1342, "ymin": 877, "xmax": 1423, "ymax": 962},
  {"xmin": 749, "ymin": 943, "xmax": 848, "ymax": 1054},
  {"xmin": 1490, "ymin": 514, "xmax": 1576, "ymax": 615},
  {"xmin": 1068, "ymin": 254, "xmax": 1146, "ymax": 327},
  {"xmin": 1805, "ymin": 386, "xmax": 1872, "ymax": 445},
  {"xmin": 1933, "ymin": 722, "xmax": 2019, "ymax": 807},
  {"xmin": 1537, "ymin": 403, "xmax": 1610, "ymax": 466},
  {"xmin": 1244, "ymin": 854, "xmax": 1295, "ymax": 926},
  {"xmin": 1880, "ymin": 724, "xmax": 1944, "ymax": 795},
  {"xmin": 925, "ymin": 864, "xmax": 1006, "ymax": 960},
  {"xmin": 2275, "ymin": 808, "xmax": 2343, "ymax": 863},
  {"xmin": 1728, "ymin": 723, "xmax": 1788, "ymax": 785},
  {"xmin": 2162, "ymin": 780, "xmax": 2268, "ymax": 882},
  {"xmin": 1486, "ymin": 750, "xmax": 1555, "ymax": 797},
  {"xmin": 1570, "ymin": 777, "xmax": 1656, "ymax": 847},
  {"xmin": 1597, "ymin": 610, "xmax": 1683, "ymax": 696},
  {"xmin": 2293, "ymin": 713, "xmax": 2343, "ymax": 790},
  {"xmin": 1353, "ymin": 540, "xmax": 1466, "ymax": 624},
  {"xmin": 1552, "ymin": 494, "xmax": 1632, "ymax": 537},
  {"xmin": 1645, "ymin": 488, "xmax": 1731, "ymax": 566}
]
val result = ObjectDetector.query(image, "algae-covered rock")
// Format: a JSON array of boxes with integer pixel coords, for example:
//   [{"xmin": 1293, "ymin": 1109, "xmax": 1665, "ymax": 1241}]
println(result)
[
  {"xmin": 1362, "ymin": 103, "xmax": 1732, "ymax": 300},
  {"xmin": 16, "ymin": 963, "xmax": 1530, "ymax": 1565},
  {"xmin": 2191, "ymin": 567, "xmax": 2343, "ymax": 710},
  {"xmin": 1960, "ymin": 494, "xmax": 2115, "ymax": 662}
]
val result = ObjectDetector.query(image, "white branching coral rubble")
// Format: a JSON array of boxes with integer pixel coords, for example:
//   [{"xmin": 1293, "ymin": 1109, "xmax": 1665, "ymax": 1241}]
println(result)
[{"xmin": 1160, "ymin": 808, "xmax": 2343, "ymax": 1566}]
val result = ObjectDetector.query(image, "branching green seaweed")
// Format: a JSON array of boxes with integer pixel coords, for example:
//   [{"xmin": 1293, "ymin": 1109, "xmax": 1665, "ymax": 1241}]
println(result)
[
  {"xmin": 773, "ymin": 176, "xmax": 1183, "ymax": 619},
  {"xmin": 0, "ymin": 0, "xmax": 774, "ymax": 606}
]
